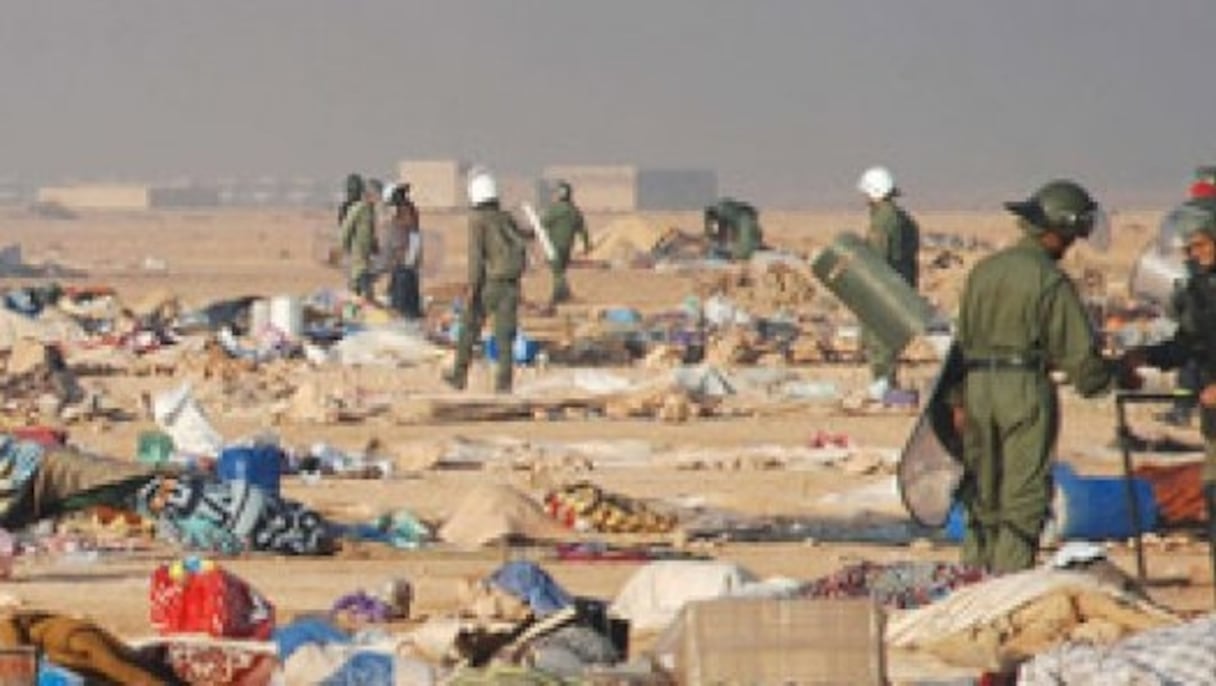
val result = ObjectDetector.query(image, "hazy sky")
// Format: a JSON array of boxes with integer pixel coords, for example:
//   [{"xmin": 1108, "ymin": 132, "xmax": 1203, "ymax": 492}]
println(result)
[{"xmin": 2, "ymin": 1, "xmax": 1214, "ymax": 208}]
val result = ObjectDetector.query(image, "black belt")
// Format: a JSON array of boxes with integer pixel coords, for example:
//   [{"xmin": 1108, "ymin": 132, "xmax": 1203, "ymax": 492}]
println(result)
[{"xmin": 963, "ymin": 356, "xmax": 1041, "ymax": 371}]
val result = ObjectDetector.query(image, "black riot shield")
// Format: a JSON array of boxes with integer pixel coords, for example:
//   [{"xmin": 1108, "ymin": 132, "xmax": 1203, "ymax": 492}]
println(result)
[{"xmin": 898, "ymin": 341, "xmax": 965, "ymax": 527}]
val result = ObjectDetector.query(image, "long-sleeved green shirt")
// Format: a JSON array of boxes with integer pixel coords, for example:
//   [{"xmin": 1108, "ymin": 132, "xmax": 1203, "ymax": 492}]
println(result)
[
  {"xmin": 467, "ymin": 204, "xmax": 526, "ymax": 289},
  {"xmin": 541, "ymin": 199, "xmax": 588, "ymax": 257},
  {"xmin": 340, "ymin": 200, "xmax": 378, "ymax": 271},
  {"xmin": 710, "ymin": 199, "xmax": 763, "ymax": 260},
  {"xmin": 958, "ymin": 236, "xmax": 1114, "ymax": 397},
  {"xmin": 866, "ymin": 199, "xmax": 920, "ymax": 287}
]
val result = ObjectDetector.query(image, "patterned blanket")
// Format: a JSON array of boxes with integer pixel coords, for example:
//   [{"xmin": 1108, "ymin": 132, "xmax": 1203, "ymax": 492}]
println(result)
[
  {"xmin": 137, "ymin": 475, "xmax": 336, "ymax": 555},
  {"xmin": 1019, "ymin": 613, "xmax": 1216, "ymax": 685}
]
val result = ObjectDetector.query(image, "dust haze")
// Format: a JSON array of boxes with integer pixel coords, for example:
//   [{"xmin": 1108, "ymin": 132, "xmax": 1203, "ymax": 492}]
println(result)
[{"xmin": 1, "ymin": 0, "xmax": 1214, "ymax": 208}]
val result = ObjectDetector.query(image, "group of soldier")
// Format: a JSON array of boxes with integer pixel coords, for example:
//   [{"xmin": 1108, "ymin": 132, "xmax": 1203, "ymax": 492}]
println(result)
[
  {"xmin": 338, "ymin": 173, "xmax": 423, "ymax": 320},
  {"xmin": 340, "ymin": 163, "xmax": 1216, "ymax": 576}
]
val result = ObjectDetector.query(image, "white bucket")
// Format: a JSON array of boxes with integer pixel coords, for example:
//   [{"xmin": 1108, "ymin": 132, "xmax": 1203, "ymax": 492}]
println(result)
[
  {"xmin": 270, "ymin": 295, "xmax": 303, "ymax": 338},
  {"xmin": 152, "ymin": 384, "xmax": 224, "ymax": 456},
  {"xmin": 249, "ymin": 299, "xmax": 271, "ymax": 334}
]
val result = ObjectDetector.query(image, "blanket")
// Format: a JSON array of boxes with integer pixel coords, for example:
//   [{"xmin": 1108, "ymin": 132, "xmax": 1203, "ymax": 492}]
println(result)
[{"xmin": 137, "ymin": 476, "xmax": 335, "ymax": 555}]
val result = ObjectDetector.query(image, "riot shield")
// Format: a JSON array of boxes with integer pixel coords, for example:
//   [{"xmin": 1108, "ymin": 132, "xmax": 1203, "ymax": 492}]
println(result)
[{"xmin": 897, "ymin": 340, "xmax": 965, "ymax": 527}]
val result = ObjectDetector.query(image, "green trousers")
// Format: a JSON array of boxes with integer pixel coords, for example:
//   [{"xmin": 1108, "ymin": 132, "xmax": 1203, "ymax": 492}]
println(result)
[
  {"xmin": 960, "ymin": 368, "xmax": 1057, "ymax": 573},
  {"xmin": 453, "ymin": 280, "xmax": 520, "ymax": 393},
  {"xmin": 548, "ymin": 250, "xmax": 573, "ymax": 306}
]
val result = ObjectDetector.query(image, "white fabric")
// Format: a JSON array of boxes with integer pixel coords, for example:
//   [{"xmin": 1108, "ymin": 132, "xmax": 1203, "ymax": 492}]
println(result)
[
  {"xmin": 404, "ymin": 232, "xmax": 421, "ymax": 269},
  {"xmin": 610, "ymin": 561, "xmax": 760, "ymax": 631},
  {"xmin": 331, "ymin": 327, "xmax": 443, "ymax": 367}
]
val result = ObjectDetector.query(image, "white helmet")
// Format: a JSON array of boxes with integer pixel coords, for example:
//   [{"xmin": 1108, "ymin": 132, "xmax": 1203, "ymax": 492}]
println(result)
[
  {"xmin": 381, "ymin": 182, "xmax": 399, "ymax": 204},
  {"xmin": 857, "ymin": 166, "xmax": 897, "ymax": 201},
  {"xmin": 467, "ymin": 169, "xmax": 498, "ymax": 206}
]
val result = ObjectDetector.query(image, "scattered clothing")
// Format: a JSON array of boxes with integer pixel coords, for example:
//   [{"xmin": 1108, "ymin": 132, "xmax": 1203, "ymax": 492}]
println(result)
[
  {"xmin": 800, "ymin": 560, "xmax": 988, "ymax": 609},
  {"xmin": 0, "ymin": 611, "xmax": 174, "ymax": 684},
  {"xmin": 488, "ymin": 562, "xmax": 574, "ymax": 618}
]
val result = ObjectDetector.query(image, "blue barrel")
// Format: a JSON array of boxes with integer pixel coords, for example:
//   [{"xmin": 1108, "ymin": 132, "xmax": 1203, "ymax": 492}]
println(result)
[
  {"xmin": 483, "ymin": 332, "xmax": 540, "ymax": 364},
  {"xmin": 217, "ymin": 444, "xmax": 283, "ymax": 497},
  {"xmin": 1052, "ymin": 463, "xmax": 1157, "ymax": 541},
  {"xmin": 943, "ymin": 463, "xmax": 1157, "ymax": 542}
]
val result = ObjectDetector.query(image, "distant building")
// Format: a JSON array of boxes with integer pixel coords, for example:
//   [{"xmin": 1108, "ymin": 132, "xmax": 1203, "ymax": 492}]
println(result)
[
  {"xmin": 37, "ymin": 183, "xmax": 220, "ymax": 210},
  {"xmin": 541, "ymin": 165, "xmax": 717, "ymax": 211}
]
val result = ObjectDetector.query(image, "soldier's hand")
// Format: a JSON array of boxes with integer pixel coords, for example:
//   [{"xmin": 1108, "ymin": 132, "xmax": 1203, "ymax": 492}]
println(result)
[{"xmin": 1200, "ymin": 383, "xmax": 1216, "ymax": 408}]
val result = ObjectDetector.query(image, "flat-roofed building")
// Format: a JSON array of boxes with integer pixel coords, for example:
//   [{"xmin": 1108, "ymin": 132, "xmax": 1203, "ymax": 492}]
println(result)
[
  {"xmin": 541, "ymin": 165, "xmax": 717, "ymax": 211},
  {"xmin": 37, "ymin": 183, "xmax": 220, "ymax": 210}
]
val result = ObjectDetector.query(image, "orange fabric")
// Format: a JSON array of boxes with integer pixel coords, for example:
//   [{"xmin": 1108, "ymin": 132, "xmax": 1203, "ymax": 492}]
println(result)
[{"xmin": 1135, "ymin": 463, "xmax": 1207, "ymax": 525}]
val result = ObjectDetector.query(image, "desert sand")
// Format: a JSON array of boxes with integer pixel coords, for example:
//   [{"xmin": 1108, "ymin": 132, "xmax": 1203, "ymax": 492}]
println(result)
[{"xmin": 0, "ymin": 203, "xmax": 1211, "ymax": 674}]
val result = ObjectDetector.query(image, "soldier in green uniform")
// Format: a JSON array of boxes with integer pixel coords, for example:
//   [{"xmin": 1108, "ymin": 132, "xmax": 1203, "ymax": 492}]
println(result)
[
  {"xmin": 340, "ymin": 176, "xmax": 380, "ymax": 300},
  {"xmin": 444, "ymin": 169, "xmax": 527, "ymax": 394},
  {"xmin": 541, "ymin": 180, "xmax": 589, "ymax": 309},
  {"xmin": 1131, "ymin": 198, "xmax": 1216, "ymax": 584},
  {"xmin": 955, "ymin": 179, "xmax": 1137, "ymax": 572},
  {"xmin": 704, "ymin": 198, "xmax": 763, "ymax": 261},
  {"xmin": 857, "ymin": 166, "xmax": 921, "ymax": 399}
]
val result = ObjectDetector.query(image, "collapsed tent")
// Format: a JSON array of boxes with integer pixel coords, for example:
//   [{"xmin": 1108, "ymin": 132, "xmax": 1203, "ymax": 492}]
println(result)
[
  {"xmin": 437, "ymin": 484, "xmax": 568, "ymax": 549},
  {"xmin": 0, "ymin": 436, "xmax": 153, "ymax": 531},
  {"xmin": 886, "ymin": 562, "xmax": 1179, "ymax": 672}
]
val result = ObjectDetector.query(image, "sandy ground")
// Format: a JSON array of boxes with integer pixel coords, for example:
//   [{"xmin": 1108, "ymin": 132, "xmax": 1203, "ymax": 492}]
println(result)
[{"xmin": 0, "ymin": 205, "xmax": 1211, "ymax": 664}]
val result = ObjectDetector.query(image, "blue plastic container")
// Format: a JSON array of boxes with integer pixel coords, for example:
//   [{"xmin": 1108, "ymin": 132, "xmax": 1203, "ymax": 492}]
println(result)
[
  {"xmin": 483, "ymin": 332, "xmax": 541, "ymax": 364},
  {"xmin": 217, "ymin": 444, "xmax": 283, "ymax": 497},
  {"xmin": 944, "ymin": 463, "xmax": 1157, "ymax": 542}
]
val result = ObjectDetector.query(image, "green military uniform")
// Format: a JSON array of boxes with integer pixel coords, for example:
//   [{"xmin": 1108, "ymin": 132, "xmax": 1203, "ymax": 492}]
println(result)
[
  {"xmin": 863, "ymin": 198, "xmax": 920, "ymax": 389},
  {"xmin": 340, "ymin": 198, "xmax": 378, "ymax": 298},
  {"xmin": 451, "ymin": 203, "xmax": 526, "ymax": 393},
  {"xmin": 1145, "ymin": 199, "xmax": 1216, "ymax": 487},
  {"xmin": 541, "ymin": 197, "xmax": 588, "ymax": 306},
  {"xmin": 955, "ymin": 184, "xmax": 1116, "ymax": 572},
  {"xmin": 706, "ymin": 199, "xmax": 763, "ymax": 261}
]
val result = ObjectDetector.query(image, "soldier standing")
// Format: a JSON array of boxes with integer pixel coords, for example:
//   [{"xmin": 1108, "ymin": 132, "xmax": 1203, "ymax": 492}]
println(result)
[
  {"xmin": 540, "ymin": 180, "xmax": 589, "ymax": 309},
  {"xmin": 955, "ymin": 179, "xmax": 1138, "ymax": 572},
  {"xmin": 1132, "ymin": 198, "xmax": 1216, "ymax": 590},
  {"xmin": 857, "ymin": 166, "xmax": 920, "ymax": 400},
  {"xmin": 444, "ymin": 169, "xmax": 526, "ymax": 393},
  {"xmin": 703, "ymin": 198, "xmax": 763, "ymax": 261},
  {"xmin": 340, "ymin": 176, "xmax": 380, "ymax": 300}
]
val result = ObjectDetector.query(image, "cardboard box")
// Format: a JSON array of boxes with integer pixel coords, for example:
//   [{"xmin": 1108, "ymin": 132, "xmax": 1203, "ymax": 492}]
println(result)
[{"xmin": 677, "ymin": 597, "xmax": 885, "ymax": 685}]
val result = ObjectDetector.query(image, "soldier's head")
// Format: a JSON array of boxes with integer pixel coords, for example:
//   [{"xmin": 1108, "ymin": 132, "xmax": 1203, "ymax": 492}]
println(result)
[
  {"xmin": 1178, "ymin": 199, "xmax": 1216, "ymax": 271},
  {"xmin": 1005, "ymin": 179, "xmax": 1107, "ymax": 258},
  {"xmin": 365, "ymin": 178, "xmax": 384, "ymax": 204},
  {"xmin": 467, "ymin": 168, "xmax": 499, "ymax": 208},
  {"xmin": 857, "ymin": 166, "xmax": 898, "ymax": 204},
  {"xmin": 552, "ymin": 180, "xmax": 572, "ymax": 203},
  {"xmin": 344, "ymin": 173, "xmax": 364, "ymax": 201}
]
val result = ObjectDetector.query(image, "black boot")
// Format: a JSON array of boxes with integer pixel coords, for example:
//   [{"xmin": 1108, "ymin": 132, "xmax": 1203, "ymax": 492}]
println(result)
[{"xmin": 442, "ymin": 369, "xmax": 467, "ymax": 391}]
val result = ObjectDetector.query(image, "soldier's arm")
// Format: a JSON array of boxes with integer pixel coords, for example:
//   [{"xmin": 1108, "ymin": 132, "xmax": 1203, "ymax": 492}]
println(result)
[
  {"xmin": 1042, "ymin": 275, "xmax": 1115, "ymax": 397},
  {"xmin": 467, "ymin": 217, "xmax": 486, "ymax": 291},
  {"xmin": 869, "ymin": 206, "xmax": 894, "ymax": 261},
  {"xmin": 339, "ymin": 202, "xmax": 360, "ymax": 253},
  {"xmin": 575, "ymin": 208, "xmax": 590, "ymax": 253}
]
